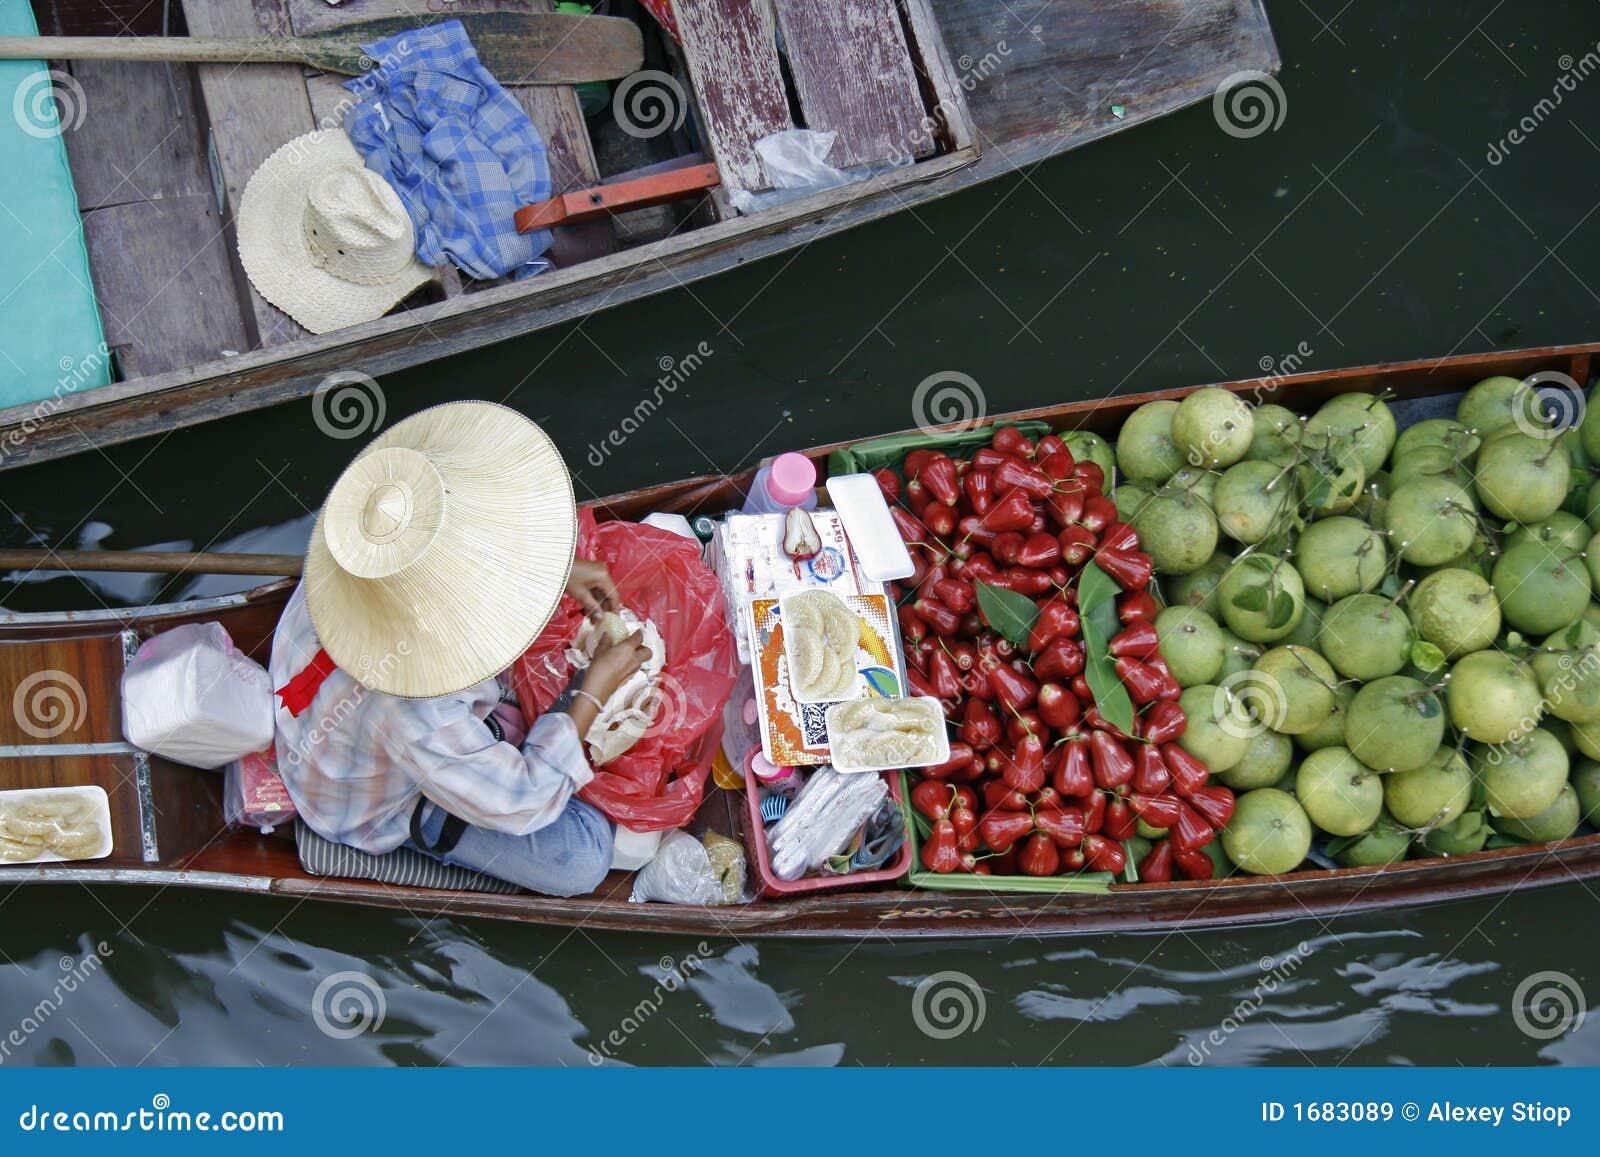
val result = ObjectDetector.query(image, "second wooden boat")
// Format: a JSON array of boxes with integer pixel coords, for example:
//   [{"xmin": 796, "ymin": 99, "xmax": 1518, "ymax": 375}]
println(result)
[{"xmin": 2, "ymin": 341, "xmax": 1596, "ymax": 938}]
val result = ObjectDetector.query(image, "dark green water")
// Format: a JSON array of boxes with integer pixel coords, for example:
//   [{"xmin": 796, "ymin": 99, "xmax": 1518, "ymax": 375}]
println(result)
[{"xmin": 5, "ymin": 1, "xmax": 1600, "ymax": 1064}]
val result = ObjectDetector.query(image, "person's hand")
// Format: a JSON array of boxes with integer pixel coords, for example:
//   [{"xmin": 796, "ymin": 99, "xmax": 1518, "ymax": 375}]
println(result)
[
  {"xmin": 580, "ymin": 628, "xmax": 652, "ymax": 700},
  {"xmin": 567, "ymin": 558, "xmax": 622, "ymax": 617}
]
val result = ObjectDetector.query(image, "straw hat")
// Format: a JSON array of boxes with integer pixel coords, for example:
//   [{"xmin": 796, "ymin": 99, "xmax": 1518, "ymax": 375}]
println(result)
[
  {"xmin": 237, "ymin": 129, "xmax": 433, "ymax": 335},
  {"xmin": 304, "ymin": 401, "xmax": 577, "ymax": 698}
]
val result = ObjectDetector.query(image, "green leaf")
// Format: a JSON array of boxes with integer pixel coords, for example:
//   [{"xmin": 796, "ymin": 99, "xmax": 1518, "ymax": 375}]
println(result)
[
  {"xmin": 1121, "ymin": 840, "xmax": 1139, "ymax": 883},
  {"xmin": 1322, "ymin": 834, "xmax": 1363, "ymax": 857},
  {"xmin": 1232, "ymin": 583, "xmax": 1269, "ymax": 612},
  {"xmin": 1379, "ymin": 573, "xmax": 1402, "ymax": 597},
  {"xmin": 1409, "ymin": 640, "xmax": 1448, "ymax": 673},
  {"xmin": 1266, "ymin": 589, "xmax": 1296, "ymax": 629},
  {"xmin": 1078, "ymin": 561, "xmax": 1137, "ymax": 736},
  {"xmin": 975, "ymin": 581, "xmax": 1039, "ymax": 648}
]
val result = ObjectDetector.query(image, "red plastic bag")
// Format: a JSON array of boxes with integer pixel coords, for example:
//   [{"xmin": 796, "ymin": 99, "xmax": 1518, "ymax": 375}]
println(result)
[{"xmin": 512, "ymin": 508, "xmax": 738, "ymax": 830}]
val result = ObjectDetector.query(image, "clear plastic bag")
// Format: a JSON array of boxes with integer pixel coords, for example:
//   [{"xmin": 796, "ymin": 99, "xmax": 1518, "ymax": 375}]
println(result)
[
  {"xmin": 629, "ymin": 830, "xmax": 745, "ymax": 905},
  {"xmin": 730, "ymin": 129, "xmax": 912, "ymax": 215},
  {"xmin": 122, "ymin": 622, "xmax": 273, "ymax": 769},
  {"xmin": 223, "ymin": 747, "xmax": 298, "ymax": 834}
]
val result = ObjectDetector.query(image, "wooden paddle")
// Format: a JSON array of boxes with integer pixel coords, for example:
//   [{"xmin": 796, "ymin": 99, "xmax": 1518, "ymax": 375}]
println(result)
[
  {"xmin": 0, "ymin": 11, "xmax": 643, "ymax": 85},
  {"xmin": 0, "ymin": 549, "xmax": 302, "ymax": 577}
]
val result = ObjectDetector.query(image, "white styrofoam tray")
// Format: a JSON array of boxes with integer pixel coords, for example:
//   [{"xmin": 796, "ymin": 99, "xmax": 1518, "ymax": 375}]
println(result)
[
  {"xmin": 825, "ymin": 696, "xmax": 951, "ymax": 773},
  {"xmin": 0, "ymin": 785, "xmax": 114, "ymax": 864}
]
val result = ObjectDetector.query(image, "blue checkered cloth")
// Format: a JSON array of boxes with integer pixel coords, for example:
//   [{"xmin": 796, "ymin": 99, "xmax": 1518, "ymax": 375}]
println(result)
[{"xmin": 341, "ymin": 21, "xmax": 553, "ymax": 281}]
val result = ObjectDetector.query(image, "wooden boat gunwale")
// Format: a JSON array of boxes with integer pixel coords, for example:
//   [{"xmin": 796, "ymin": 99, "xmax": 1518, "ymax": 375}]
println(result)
[
  {"xmin": 4, "ymin": 338, "xmax": 1600, "ymax": 937},
  {"xmin": 0, "ymin": 0, "xmax": 1280, "ymax": 472}
]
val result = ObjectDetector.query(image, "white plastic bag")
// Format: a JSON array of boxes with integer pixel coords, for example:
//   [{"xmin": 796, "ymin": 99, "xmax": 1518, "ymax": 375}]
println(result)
[
  {"xmin": 730, "ymin": 129, "xmax": 912, "ymax": 215},
  {"xmin": 122, "ymin": 622, "xmax": 274, "ymax": 769},
  {"xmin": 629, "ymin": 830, "xmax": 745, "ymax": 905}
]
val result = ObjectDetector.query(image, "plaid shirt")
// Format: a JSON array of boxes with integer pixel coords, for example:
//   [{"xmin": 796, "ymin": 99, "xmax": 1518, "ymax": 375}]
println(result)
[
  {"xmin": 341, "ymin": 20, "xmax": 553, "ymax": 281},
  {"xmin": 269, "ymin": 583, "xmax": 591, "ymax": 854}
]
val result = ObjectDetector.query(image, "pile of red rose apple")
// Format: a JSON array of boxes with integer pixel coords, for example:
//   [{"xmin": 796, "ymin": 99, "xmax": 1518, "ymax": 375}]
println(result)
[{"xmin": 883, "ymin": 425, "xmax": 1234, "ymax": 883}]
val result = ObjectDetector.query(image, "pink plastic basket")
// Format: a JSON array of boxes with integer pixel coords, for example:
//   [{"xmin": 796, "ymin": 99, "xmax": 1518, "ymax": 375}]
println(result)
[{"xmin": 740, "ymin": 746, "xmax": 912, "ymax": 896}]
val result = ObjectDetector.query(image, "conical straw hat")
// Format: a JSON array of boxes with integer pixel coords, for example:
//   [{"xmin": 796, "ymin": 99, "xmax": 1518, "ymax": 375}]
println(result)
[{"xmin": 304, "ymin": 401, "xmax": 576, "ymax": 698}]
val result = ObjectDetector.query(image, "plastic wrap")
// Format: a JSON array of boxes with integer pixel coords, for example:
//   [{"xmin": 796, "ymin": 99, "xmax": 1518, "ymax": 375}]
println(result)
[
  {"xmin": 512, "ymin": 508, "xmax": 739, "ymax": 830},
  {"xmin": 121, "ymin": 622, "xmax": 274, "ymax": 769},
  {"xmin": 223, "ymin": 747, "xmax": 298, "ymax": 834},
  {"xmin": 629, "ymin": 830, "xmax": 745, "ymax": 905},
  {"xmin": 765, "ymin": 765, "xmax": 888, "ymax": 881}
]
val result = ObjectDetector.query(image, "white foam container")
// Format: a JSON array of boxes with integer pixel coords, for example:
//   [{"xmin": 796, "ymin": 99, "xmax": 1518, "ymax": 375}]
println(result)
[
  {"xmin": 0, "ymin": 785, "xmax": 114, "ymax": 864},
  {"xmin": 825, "ymin": 697, "xmax": 951, "ymax": 773},
  {"xmin": 778, "ymin": 589, "xmax": 864, "ymax": 704}
]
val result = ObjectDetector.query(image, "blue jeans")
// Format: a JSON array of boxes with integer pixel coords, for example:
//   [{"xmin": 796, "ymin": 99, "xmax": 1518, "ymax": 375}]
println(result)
[{"xmin": 407, "ymin": 798, "xmax": 614, "ymax": 897}]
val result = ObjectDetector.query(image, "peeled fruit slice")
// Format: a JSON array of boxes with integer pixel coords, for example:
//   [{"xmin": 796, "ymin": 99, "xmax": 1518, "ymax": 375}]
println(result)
[
  {"xmin": 1176, "ymin": 684, "xmax": 1251, "ymax": 772},
  {"xmin": 1116, "ymin": 400, "xmax": 1185, "ymax": 483},
  {"xmin": 1385, "ymin": 477, "xmax": 1478, "ymax": 566},
  {"xmin": 1531, "ymin": 619, "xmax": 1600, "ymax": 724},
  {"xmin": 1492, "ymin": 782, "xmax": 1580, "ymax": 844},
  {"xmin": 1222, "ymin": 788, "xmax": 1312, "ymax": 876},
  {"xmin": 1219, "ymin": 727, "xmax": 1295, "ymax": 790},
  {"xmin": 1294, "ymin": 516, "xmax": 1387, "ymax": 601},
  {"xmin": 1154, "ymin": 605, "xmax": 1225, "ymax": 687},
  {"xmin": 1408, "ymin": 568, "xmax": 1501, "ymax": 659},
  {"xmin": 1132, "ymin": 492, "xmax": 1220, "ymax": 575},
  {"xmin": 1296, "ymin": 746, "xmax": 1384, "ymax": 836},
  {"xmin": 1333, "ymin": 811, "xmax": 1412, "ymax": 867},
  {"xmin": 1344, "ymin": 676, "xmax": 1445, "ymax": 772},
  {"xmin": 1383, "ymin": 745, "xmax": 1473, "ymax": 829},
  {"xmin": 1319, "ymin": 593, "xmax": 1411, "ymax": 680},
  {"xmin": 1446, "ymin": 649, "xmax": 1542, "ymax": 743},
  {"xmin": 1492, "ymin": 543, "xmax": 1592, "ymax": 636},
  {"xmin": 1213, "ymin": 460, "xmax": 1296, "ymax": 544},
  {"xmin": 1250, "ymin": 645, "xmax": 1337, "ymax": 735},
  {"xmin": 1471, "ymin": 727, "xmax": 1569, "ymax": 820},
  {"xmin": 1171, "ymin": 387, "xmax": 1255, "ymax": 470},
  {"xmin": 1474, "ymin": 431, "xmax": 1570, "ymax": 523}
]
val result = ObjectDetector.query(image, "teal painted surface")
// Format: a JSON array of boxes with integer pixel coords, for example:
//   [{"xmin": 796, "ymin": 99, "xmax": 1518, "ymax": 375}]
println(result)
[{"xmin": 0, "ymin": 0, "xmax": 110, "ymax": 408}]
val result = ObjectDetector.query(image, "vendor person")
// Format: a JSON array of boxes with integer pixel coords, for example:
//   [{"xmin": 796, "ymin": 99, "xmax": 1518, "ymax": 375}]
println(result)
[{"xmin": 268, "ymin": 401, "xmax": 651, "ymax": 896}]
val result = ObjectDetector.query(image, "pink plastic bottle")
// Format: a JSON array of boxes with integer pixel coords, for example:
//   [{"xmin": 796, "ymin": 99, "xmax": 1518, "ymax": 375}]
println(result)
[{"xmin": 741, "ymin": 452, "xmax": 818, "ymax": 514}]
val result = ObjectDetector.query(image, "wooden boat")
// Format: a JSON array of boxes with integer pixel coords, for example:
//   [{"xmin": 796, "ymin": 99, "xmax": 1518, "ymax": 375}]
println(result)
[
  {"xmin": 3, "ymin": 340, "xmax": 1599, "ymax": 938},
  {"xmin": 0, "ymin": 0, "xmax": 1277, "ymax": 472}
]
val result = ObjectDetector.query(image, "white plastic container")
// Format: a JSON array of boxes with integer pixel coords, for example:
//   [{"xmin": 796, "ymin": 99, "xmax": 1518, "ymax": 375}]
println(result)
[
  {"xmin": 825, "ymin": 697, "xmax": 950, "ymax": 773},
  {"xmin": 122, "ymin": 622, "xmax": 274, "ymax": 769},
  {"xmin": 741, "ymin": 452, "xmax": 819, "ymax": 515},
  {"xmin": 0, "ymin": 786, "xmax": 113, "ymax": 863}
]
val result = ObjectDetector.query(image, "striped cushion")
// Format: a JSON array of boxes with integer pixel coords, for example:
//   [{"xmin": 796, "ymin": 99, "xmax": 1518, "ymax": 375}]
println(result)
[{"xmin": 295, "ymin": 822, "xmax": 522, "ymax": 894}]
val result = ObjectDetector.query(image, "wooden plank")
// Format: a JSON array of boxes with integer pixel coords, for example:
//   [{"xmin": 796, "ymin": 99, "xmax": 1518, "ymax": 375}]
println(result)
[
  {"xmin": 81, "ymin": 194, "xmax": 251, "ymax": 378},
  {"xmin": 180, "ymin": 0, "xmax": 315, "ymax": 350},
  {"xmin": 59, "ymin": 59, "xmax": 211, "ymax": 210},
  {"xmin": 0, "ymin": 636, "xmax": 124, "ymax": 745},
  {"xmin": 0, "ymin": 754, "xmax": 145, "ymax": 866},
  {"xmin": 773, "ymin": 0, "xmax": 929, "ymax": 169},
  {"xmin": 674, "ymin": 0, "xmax": 793, "ymax": 193}
]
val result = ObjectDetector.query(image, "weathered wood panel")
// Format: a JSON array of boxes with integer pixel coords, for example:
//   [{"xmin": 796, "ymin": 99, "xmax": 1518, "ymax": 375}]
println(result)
[
  {"xmin": 675, "ymin": 0, "xmax": 792, "ymax": 192},
  {"xmin": 774, "ymin": 0, "xmax": 929, "ymax": 168},
  {"xmin": 59, "ymin": 59, "xmax": 211, "ymax": 210},
  {"xmin": 180, "ymin": 0, "xmax": 315, "ymax": 350},
  {"xmin": 81, "ymin": 195, "xmax": 251, "ymax": 378},
  {"xmin": 28, "ymin": 0, "xmax": 164, "ymax": 36}
]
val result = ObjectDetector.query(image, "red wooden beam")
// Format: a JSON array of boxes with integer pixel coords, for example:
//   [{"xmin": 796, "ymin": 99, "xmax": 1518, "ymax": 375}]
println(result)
[{"xmin": 514, "ymin": 162, "xmax": 721, "ymax": 232}]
